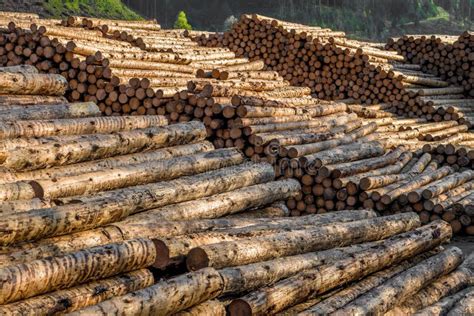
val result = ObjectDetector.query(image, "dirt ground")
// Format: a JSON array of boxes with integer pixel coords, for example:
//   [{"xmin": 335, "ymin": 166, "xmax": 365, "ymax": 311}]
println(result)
[{"xmin": 451, "ymin": 236, "xmax": 474, "ymax": 256}]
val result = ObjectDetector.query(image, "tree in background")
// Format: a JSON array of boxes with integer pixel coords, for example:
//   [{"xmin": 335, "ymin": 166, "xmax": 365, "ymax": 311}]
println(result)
[
  {"xmin": 174, "ymin": 10, "xmax": 192, "ymax": 30},
  {"xmin": 223, "ymin": 15, "xmax": 238, "ymax": 30}
]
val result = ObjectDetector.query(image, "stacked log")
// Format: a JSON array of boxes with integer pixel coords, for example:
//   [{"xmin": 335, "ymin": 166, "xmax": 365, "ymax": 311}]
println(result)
[
  {"xmin": 386, "ymin": 32, "xmax": 473, "ymax": 97},
  {"xmin": 51, "ymin": 218, "xmax": 474, "ymax": 315}
]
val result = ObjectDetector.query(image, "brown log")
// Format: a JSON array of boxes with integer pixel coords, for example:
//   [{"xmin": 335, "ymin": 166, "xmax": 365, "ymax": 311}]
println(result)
[
  {"xmin": 0, "ymin": 102, "xmax": 100, "ymax": 122},
  {"xmin": 175, "ymin": 300, "xmax": 226, "ymax": 316},
  {"xmin": 415, "ymin": 286, "xmax": 474, "ymax": 316},
  {"xmin": 0, "ymin": 72, "xmax": 67, "ymax": 95},
  {"xmin": 0, "ymin": 95, "xmax": 68, "ymax": 105}
]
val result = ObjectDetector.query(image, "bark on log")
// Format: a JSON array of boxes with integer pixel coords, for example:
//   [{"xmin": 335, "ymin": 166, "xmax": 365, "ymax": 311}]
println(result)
[
  {"xmin": 0, "ymin": 115, "xmax": 168, "ymax": 139},
  {"xmin": 446, "ymin": 291, "xmax": 474, "ymax": 316},
  {"xmin": 175, "ymin": 300, "xmax": 226, "ymax": 316},
  {"xmin": 0, "ymin": 72, "xmax": 67, "ymax": 95},
  {"xmin": 0, "ymin": 65, "xmax": 39, "ymax": 74},
  {"xmin": 333, "ymin": 247, "xmax": 464, "ymax": 315},
  {"xmin": 0, "ymin": 269, "xmax": 154, "ymax": 315},
  {"xmin": 300, "ymin": 250, "xmax": 442, "ymax": 315},
  {"xmin": 227, "ymin": 220, "xmax": 451, "ymax": 316},
  {"xmin": 226, "ymin": 201, "xmax": 290, "ymax": 218},
  {"xmin": 0, "ymin": 95, "xmax": 68, "ymax": 105},
  {"xmin": 385, "ymin": 267, "xmax": 472, "ymax": 316},
  {"xmin": 0, "ymin": 121, "xmax": 207, "ymax": 171},
  {"xmin": 68, "ymin": 268, "xmax": 224, "ymax": 316},
  {"xmin": 0, "ymin": 238, "xmax": 156, "ymax": 304},
  {"xmin": 415, "ymin": 286, "xmax": 474, "ymax": 316},
  {"xmin": 30, "ymin": 148, "xmax": 243, "ymax": 199},
  {"xmin": 187, "ymin": 212, "xmax": 420, "ymax": 270},
  {"xmin": 0, "ymin": 163, "xmax": 274, "ymax": 245},
  {"xmin": 0, "ymin": 102, "xmax": 100, "ymax": 122}
]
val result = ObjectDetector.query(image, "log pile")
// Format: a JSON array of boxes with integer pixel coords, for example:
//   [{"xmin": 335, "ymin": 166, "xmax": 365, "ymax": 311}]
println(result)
[{"xmin": 190, "ymin": 15, "xmax": 474, "ymax": 128}]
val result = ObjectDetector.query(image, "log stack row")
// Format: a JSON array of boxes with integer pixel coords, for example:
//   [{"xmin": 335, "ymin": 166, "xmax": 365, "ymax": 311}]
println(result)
[
  {"xmin": 386, "ymin": 32, "xmax": 473, "ymax": 97},
  {"xmin": 191, "ymin": 15, "xmax": 474, "ymax": 128}
]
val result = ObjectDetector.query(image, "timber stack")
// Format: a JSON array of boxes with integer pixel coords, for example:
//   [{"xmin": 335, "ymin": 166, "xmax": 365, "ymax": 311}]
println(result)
[{"xmin": 190, "ymin": 14, "xmax": 473, "ymax": 128}]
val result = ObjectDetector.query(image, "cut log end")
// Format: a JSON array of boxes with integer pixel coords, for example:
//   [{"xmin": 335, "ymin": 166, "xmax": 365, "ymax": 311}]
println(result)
[
  {"xmin": 152, "ymin": 239, "xmax": 170, "ymax": 269},
  {"xmin": 186, "ymin": 247, "xmax": 210, "ymax": 271},
  {"xmin": 228, "ymin": 298, "xmax": 252, "ymax": 316}
]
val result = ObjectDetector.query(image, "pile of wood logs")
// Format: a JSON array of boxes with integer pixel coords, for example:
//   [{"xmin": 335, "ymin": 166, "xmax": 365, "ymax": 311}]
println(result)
[{"xmin": 386, "ymin": 32, "xmax": 473, "ymax": 97}]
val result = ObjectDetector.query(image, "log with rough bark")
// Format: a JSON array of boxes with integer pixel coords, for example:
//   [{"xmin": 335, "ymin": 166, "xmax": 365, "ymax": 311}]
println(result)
[
  {"xmin": 384, "ymin": 267, "xmax": 473, "ymax": 316},
  {"xmin": 28, "ymin": 148, "xmax": 244, "ymax": 199},
  {"xmin": 0, "ymin": 269, "xmax": 154, "ymax": 315},
  {"xmin": 299, "ymin": 250, "xmax": 442, "ymax": 315},
  {"xmin": 0, "ymin": 102, "xmax": 101, "ymax": 122},
  {"xmin": 0, "ymin": 238, "xmax": 156, "ymax": 304},
  {"xmin": 227, "ymin": 220, "xmax": 452, "ymax": 316},
  {"xmin": 0, "ymin": 121, "xmax": 207, "ymax": 171},
  {"xmin": 0, "ymin": 72, "xmax": 68, "ymax": 95},
  {"xmin": 155, "ymin": 210, "xmax": 377, "ymax": 268},
  {"xmin": 0, "ymin": 95, "xmax": 68, "ymax": 105},
  {"xmin": 0, "ymin": 162, "xmax": 274, "ymax": 245},
  {"xmin": 0, "ymin": 115, "xmax": 168, "ymax": 139},
  {"xmin": 68, "ymin": 268, "xmax": 224, "ymax": 316},
  {"xmin": 415, "ymin": 286, "xmax": 474, "ymax": 316},
  {"xmin": 446, "ymin": 291, "xmax": 474, "ymax": 315},
  {"xmin": 175, "ymin": 300, "xmax": 226, "ymax": 316},
  {"xmin": 186, "ymin": 212, "xmax": 420, "ymax": 270},
  {"xmin": 333, "ymin": 247, "xmax": 464, "ymax": 315}
]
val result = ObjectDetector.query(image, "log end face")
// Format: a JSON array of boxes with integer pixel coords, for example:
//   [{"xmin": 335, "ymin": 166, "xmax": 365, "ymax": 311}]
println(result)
[
  {"xmin": 151, "ymin": 239, "xmax": 170, "ymax": 269},
  {"xmin": 28, "ymin": 180, "xmax": 44, "ymax": 199},
  {"xmin": 228, "ymin": 299, "xmax": 253, "ymax": 316},
  {"xmin": 186, "ymin": 247, "xmax": 210, "ymax": 271}
]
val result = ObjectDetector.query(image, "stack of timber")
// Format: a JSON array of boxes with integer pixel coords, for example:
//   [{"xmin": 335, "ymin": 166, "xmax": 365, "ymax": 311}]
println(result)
[
  {"xmin": 191, "ymin": 15, "xmax": 474, "ymax": 128},
  {"xmin": 9, "ymin": 213, "xmax": 474, "ymax": 315},
  {"xmin": 386, "ymin": 32, "xmax": 473, "ymax": 97}
]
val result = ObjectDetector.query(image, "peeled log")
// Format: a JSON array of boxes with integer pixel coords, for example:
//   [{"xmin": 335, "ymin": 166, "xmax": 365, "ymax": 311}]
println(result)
[
  {"xmin": 0, "ymin": 163, "xmax": 274, "ymax": 245},
  {"xmin": 385, "ymin": 267, "xmax": 472, "ymax": 316},
  {"xmin": 156, "ymin": 210, "xmax": 376, "ymax": 268},
  {"xmin": 0, "ymin": 269, "xmax": 154, "ymax": 315},
  {"xmin": 136, "ymin": 178, "xmax": 297, "ymax": 222},
  {"xmin": 334, "ymin": 247, "xmax": 464, "ymax": 315},
  {"xmin": 1, "ymin": 142, "xmax": 214, "ymax": 183},
  {"xmin": 0, "ymin": 72, "xmax": 67, "ymax": 95},
  {"xmin": 0, "ymin": 102, "xmax": 100, "ymax": 122},
  {"xmin": 0, "ymin": 115, "xmax": 168, "ymax": 139},
  {"xmin": 68, "ymin": 268, "xmax": 224, "ymax": 316},
  {"xmin": 0, "ymin": 121, "xmax": 207, "ymax": 171},
  {"xmin": 0, "ymin": 238, "xmax": 156, "ymax": 304},
  {"xmin": 220, "ymin": 241, "xmax": 392, "ymax": 295},
  {"xmin": 30, "ymin": 148, "xmax": 244, "ymax": 199},
  {"xmin": 300, "ymin": 250, "xmax": 441, "ymax": 315},
  {"xmin": 227, "ymin": 220, "xmax": 451, "ymax": 316},
  {"xmin": 175, "ymin": 300, "xmax": 226, "ymax": 316},
  {"xmin": 186, "ymin": 212, "xmax": 420, "ymax": 270},
  {"xmin": 415, "ymin": 287, "xmax": 474, "ymax": 316}
]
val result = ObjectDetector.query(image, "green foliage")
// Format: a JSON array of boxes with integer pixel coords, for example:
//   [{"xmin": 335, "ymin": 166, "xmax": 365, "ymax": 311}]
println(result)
[
  {"xmin": 174, "ymin": 11, "xmax": 192, "ymax": 30},
  {"xmin": 43, "ymin": 0, "xmax": 142, "ymax": 20}
]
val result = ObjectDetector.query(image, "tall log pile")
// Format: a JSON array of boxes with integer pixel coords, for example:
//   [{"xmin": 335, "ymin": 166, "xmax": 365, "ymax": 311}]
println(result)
[{"xmin": 190, "ymin": 15, "xmax": 473, "ymax": 128}]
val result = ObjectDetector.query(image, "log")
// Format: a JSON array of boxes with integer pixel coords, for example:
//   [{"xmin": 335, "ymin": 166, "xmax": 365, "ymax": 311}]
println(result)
[
  {"xmin": 227, "ymin": 220, "xmax": 451, "ymax": 316},
  {"xmin": 333, "ymin": 247, "xmax": 464, "ymax": 315},
  {"xmin": 0, "ymin": 65, "xmax": 38, "ymax": 74},
  {"xmin": 1, "ymin": 142, "xmax": 214, "ymax": 183},
  {"xmin": 0, "ymin": 115, "xmax": 168, "ymax": 139},
  {"xmin": 29, "ymin": 148, "xmax": 244, "ymax": 199},
  {"xmin": 226, "ymin": 201, "xmax": 290, "ymax": 218},
  {"xmin": 422, "ymin": 170, "xmax": 474, "ymax": 200},
  {"xmin": 0, "ymin": 162, "xmax": 274, "ymax": 245},
  {"xmin": 156, "ymin": 210, "xmax": 376, "ymax": 268},
  {"xmin": 0, "ymin": 238, "xmax": 156, "ymax": 304},
  {"xmin": 186, "ymin": 212, "xmax": 420, "ymax": 270},
  {"xmin": 175, "ymin": 300, "xmax": 226, "ymax": 316},
  {"xmin": 0, "ymin": 269, "xmax": 154, "ymax": 315},
  {"xmin": 0, "ymin": 95, "xmax": 68, "ymax": 105},
  {"xmin": 0, "ymin": 102, "xmax": 100, "ymax": 122},
  {"xmin": 0, "ymin": 121, "xmax": 207, "ymax": 171},
  {"xmin": 385, "ymin": 267, "xmax": 472, "ymax": 316},
  {"xmin": 446, "ymin": 291, "xmax": 474, "ymax": 316},
  {"xmin": 0, "ymin": 72, "xmax": 67, "ymax": 95},
  {"xmin": 415, "ymin": 286, "xmax": 474, "ymax": 316},
  {"xmin": 68, "ymin": 268, "xmax": 224, "ymax": 316},
  {"xmin": 300, "ymin": 250, "xmax": 442, "ymax": 315}
]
